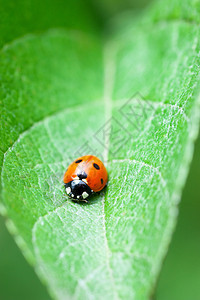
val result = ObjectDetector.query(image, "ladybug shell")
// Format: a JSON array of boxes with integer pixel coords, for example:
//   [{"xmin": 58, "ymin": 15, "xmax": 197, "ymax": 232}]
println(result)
[{"xmin": 63, "ymin": 155, "xmax": 108, "ymax": 192}]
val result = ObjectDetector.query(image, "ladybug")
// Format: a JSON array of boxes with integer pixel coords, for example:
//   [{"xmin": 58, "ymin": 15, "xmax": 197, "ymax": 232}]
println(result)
[{"xmin": 63, "ymin": 155, "xmax": 108, "ymax": 201}]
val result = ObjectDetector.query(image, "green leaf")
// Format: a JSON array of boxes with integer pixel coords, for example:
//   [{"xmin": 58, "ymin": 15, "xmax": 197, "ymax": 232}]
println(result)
[{"xmin": 1, "ymin": 0, "xmax": 200, "ymax": 299}]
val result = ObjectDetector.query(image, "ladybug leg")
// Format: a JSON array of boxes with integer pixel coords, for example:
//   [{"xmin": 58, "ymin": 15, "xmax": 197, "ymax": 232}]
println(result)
[
  {"xmin": 82, "ymin": 199, "xmax": 89, "ymax": 203},
  {"xmin": 63, "ymin": 193, "xmax": 69, "ymax": 199}
]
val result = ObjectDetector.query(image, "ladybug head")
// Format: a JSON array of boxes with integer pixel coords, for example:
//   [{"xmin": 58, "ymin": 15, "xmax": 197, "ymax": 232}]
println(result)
[{"xmin": 65, "ymin": 179, "xmax": 92, "ymax": 201}]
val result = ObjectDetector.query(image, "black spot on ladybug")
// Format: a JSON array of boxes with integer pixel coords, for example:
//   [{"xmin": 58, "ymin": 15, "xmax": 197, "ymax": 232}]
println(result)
[
  {"xmin": 75, "ymin": 159, "xmax": 82, "ymax": 163},
  {"xmin": 77, "ymin": 170, "xmax": 87, "ymax": 180},
  {"xmin": 101, "ymin": 178, "xmax": 103, "ymax": 184},
  {"xmin": 93, "ymin": 163, "xmax": 100, "ymax": 170}
]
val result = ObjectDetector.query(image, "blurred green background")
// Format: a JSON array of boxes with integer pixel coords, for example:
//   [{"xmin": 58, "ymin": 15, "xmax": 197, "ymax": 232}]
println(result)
[{"xmin": 0, "ymin": 0, "xmax": 200, "ymax": 299}]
